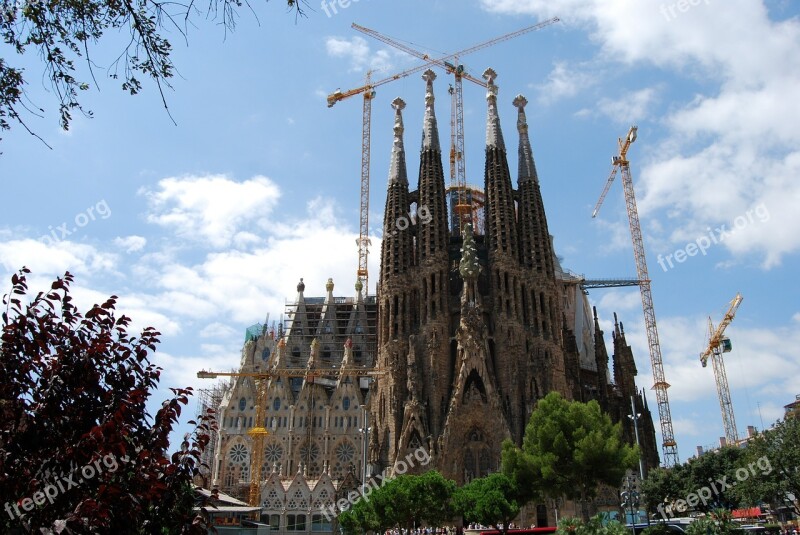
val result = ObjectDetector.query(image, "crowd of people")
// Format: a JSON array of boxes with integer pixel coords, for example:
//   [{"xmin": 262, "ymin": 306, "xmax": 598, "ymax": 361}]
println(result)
[{"xmin": 381, "ymin": 522, "xmax": 532, "ymax": 535}]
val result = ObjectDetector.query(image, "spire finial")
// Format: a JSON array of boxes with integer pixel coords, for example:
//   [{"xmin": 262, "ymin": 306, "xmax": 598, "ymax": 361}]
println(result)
[
  {"xmin": 421, "ymin": 69, "xmax": 440, "ymax": 152},
  {"xmin": 483, "ymin": 68, "xmax": 505, "ymax": 151},
  {"xmin": 514, "ymin": 93, "xmax": 538, "ymax": 183},
  {"xmin": 513, "ymin": 94, "xmax": 528, "ymax": 128},
  {"xmin": 388, "ymin": 97, "xmax": 408, "ymax": 184}
]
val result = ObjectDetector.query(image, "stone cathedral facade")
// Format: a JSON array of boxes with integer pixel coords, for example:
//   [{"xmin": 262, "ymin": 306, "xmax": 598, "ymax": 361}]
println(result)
[
  {"xmin": 368, "ymin": 69, "xmax": 658, "ymax": 485},
  {"xmin": 206, "ymin": 68, "xmax": 659, "ymax": 533}
]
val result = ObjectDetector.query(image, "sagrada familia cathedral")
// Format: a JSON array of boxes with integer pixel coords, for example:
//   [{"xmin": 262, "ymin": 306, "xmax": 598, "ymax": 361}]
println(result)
[{"xmin": 202, "ymin": 68, "xmax": 659, "ymax": 532}]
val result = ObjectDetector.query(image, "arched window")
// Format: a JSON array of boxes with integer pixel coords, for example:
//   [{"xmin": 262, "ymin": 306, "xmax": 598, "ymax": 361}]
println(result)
[
  {"xmin": 262, "ymin": 347, "xmax": 271, "ymax": 361},
  {"xmin": 239, "ymin": 397, "xmax": 247, "ymax": 411},
  {"xmin": 342, "ymin": 397, "xmax": 350, "ymax": 411},
  {"xmin": 273, "ymin": 397, "xmax": 281, "ymax": 411}
]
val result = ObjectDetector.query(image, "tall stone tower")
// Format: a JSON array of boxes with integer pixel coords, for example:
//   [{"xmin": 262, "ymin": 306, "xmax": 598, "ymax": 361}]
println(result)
[{"xmin": 370, "ymin": 69, "xmax": 577, "ymax": 483}]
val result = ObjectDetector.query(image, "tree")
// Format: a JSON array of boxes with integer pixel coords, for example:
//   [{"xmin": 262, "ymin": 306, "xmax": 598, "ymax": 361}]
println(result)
[
  {"xmin": 339, "ymin": 471, "xmax": 456, "ymax": 532},
  {"xmin": 503, "ymin": 392, "xmax": 638, "ymax": 521},
  {"xmin": 338, "ymin": 497, "xmax": 381, "ymax": 535},
  {"xmin": 0, "ymin": 269, "xmax": 215, "ymax": 533},
  {"xmin": 641, "ymin": 465, "xmax": 688, "ymax": 518},
  {"xmin": 733, "ymin": 417, "xmax": 800, "ymax": 517},
  {"xmin": 555, "ymin": 514, "xmax": 630, "ymax": 535},
  {"xmin": 0, "ymin": 0, "xmax": 302, "ymax": 147},
  {"xmin": 643, "ymin": 446, "xmax": 743, "ymax": 519},
  {"xmin": 453, "ymin": 473, "xmax": 520, "ymax": 535},
  {"xmin": 685, "ymin": 509, "xmax": 741, "ymax": 535}
]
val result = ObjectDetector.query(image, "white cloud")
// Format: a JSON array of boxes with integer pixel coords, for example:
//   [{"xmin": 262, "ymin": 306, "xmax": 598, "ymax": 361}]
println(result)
[
  {"xmin": 536, "ymin": 61, "xmax": 596, "ymax": 104},
  {"xmin": 140, "ymin": 175, "xmax": 280, "ymax": 249},
  {"xmin": 0, "ymin": 239, "xmax": 117, "ymax": 277},
  {"xmin": 325, "ymin": 36, "xmax": 394, "ymax": 74},
  {"xmin": 480, "ymin": 0, "xmax": 800, "ymax": 268},
  {"xmin": 595, "ymin": 87, "xmax": 658, "ymax": 124},
  {"xmin": 114, "ymin": 235, "xmax": 147, "ymax": 253}
]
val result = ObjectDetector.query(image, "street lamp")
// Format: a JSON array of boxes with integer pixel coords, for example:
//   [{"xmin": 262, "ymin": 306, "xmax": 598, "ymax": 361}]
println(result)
[
  {"xmin": 628, "ymin": 396, "xmax": 646, "ymax": 482},
  {"xmin": 628, "ymin": 395, "xmax": 649, "ymax": 526},
  {"xmin": 358, "ymin": 405, "xmax": 371, "ymax": 497},
  {"xmin": 621, "ymin": 473, "xmax": 640, "ymax": 535}
]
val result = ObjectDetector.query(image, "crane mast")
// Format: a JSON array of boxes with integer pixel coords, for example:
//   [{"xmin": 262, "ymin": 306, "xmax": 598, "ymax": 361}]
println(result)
[
  {"xmin": 593, "ymin": 126, "xmax": 679, "ymax": 467},
  {"xmin": 352, "ymin": 18, "xmax": 559, "ymax": 233},
  {"xmin": 700, "ymin": 293, "xmax": 743, "ymax": 445},
  {"xmin": 357, "ymin": 72, "xmax": 375, "ymax": 294}
]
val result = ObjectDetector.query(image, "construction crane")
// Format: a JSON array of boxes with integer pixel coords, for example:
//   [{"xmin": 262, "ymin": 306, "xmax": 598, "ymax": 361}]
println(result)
[
  {"xmin": 197, "ymin": 365, "xmax": 385, "ymax": 506},
  {"xmin": 700, "ymin": 292, "xmax": 743, "ymax": 445},
  {"xmin": 592, "ymin": 126, "xmax": 679, "ymax": 467},
  {"xmin": 353, "ymin": 17, "xmax": 559, "ymax": 232}
]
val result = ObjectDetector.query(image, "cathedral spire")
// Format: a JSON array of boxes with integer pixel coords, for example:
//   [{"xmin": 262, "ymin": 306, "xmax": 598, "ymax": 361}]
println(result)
[
  {"xmin": 483, "ymin": 68, "xmax": 518, "ymax": 260},
  {"xmin": 421, "ymin": 69, "xmax": 440, "ymax": 152},
  {"xmin": 484, "ymin": 68, "xmax": 505, "ymax": 151},
  {"xmin": 514, "ymin": 94, "xmax": 538, "ymax": 184},
  {"xmin": 389, "ymin": 97, "xmax": 408, "ymax": 185}
]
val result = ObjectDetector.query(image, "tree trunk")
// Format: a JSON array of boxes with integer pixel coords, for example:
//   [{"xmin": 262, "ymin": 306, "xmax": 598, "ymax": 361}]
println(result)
[{"xmin": 580, "ymin": 486, "xmax": 590, "ymax": 522}]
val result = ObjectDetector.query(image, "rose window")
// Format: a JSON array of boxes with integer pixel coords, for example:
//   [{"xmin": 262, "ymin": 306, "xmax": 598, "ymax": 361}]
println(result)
[
  {"xmin": 335, "ymin": 442, "xmax": 355, "ymax": 464},
  {"xmin": 229, "ymin": 443, "xmax": 248, "ymax": 463},
  {"xmin": 264, "ymin": 442, "xmax": 284, "ymax": 463}
]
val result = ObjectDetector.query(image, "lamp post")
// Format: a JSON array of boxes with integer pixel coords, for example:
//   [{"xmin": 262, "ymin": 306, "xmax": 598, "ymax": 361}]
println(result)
[
  {"xmin": 628, "ymin": 395, "xmax": 649, "ymax": 526},
  {"xmin": 621, "ymin": 473, "xmax": 640, "ymax": 535},
  {"xmin": 358, "ymin": 405, "xmax": 371, "ymax": 497}
]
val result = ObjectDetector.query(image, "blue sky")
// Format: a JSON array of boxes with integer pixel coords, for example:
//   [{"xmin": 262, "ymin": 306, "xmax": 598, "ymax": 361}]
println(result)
[{"xmin": 1, "ymin": 0, "xmax": 799, "ymax": 464}]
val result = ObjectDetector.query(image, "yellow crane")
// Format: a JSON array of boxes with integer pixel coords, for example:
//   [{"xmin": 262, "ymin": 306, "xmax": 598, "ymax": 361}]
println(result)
[
  {"xmin": 700, "ymin": 292, "xmax": 743, "ymax": 445},
  {"xmin": 352, "ymin": 17, "xmax": 559, "ymax": 233},
  {"xmin": 328, "ymin": 19, "xmax": 561, "ymax": 293},
  {"xmin": 592, "ymin": 126, "xmax": 679, "ymax": 467},
  {"xmin": 328, "ymin": 59, "xmax": 444, "ymax": 296},
  {"xmin": 197, "ymin": 366, "xmax": 384, "ymax": 506}
]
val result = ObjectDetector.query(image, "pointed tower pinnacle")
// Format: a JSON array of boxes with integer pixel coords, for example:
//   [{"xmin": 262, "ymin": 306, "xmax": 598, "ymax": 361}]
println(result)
[
  {"xmin": 421, "ymin": 69, "xmax": 440, "ymax": 152},
  {"xmin": 513, "ymin": 94, "xmax": 539, "ymax": 184},
  {"xmin": 484, "ymin": 68, "xmax": 505, "ymax": 151},
  {"xmin": 389, "ymin": 97, "xmax": 408, "ymax": 184}
]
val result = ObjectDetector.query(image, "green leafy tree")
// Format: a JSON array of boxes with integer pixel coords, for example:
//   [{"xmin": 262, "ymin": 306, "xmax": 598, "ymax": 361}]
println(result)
[
  {"xmin": 339, "ymin": 471, "xmax": 456, "ymax": 532},
  {"xmin": 643, "ymin": 446, "xmax": 743, "ymax": 519},
  {"xmin": 501, "ymin": 439, "xmax": 544, "ymax": 505},
  {"xmin": 453, "ymin": 473, "xmax": 520, "ymax": 535},
  {"xmin": 684, "ymin": 447, "xmax": 742, "ymax": 512},
  {"xmin": 556, "ymin": 514, "xmax": 630, "ymax": 535},
  {"xmin": 642, "ymin": 465, "xmax": 689, "ymax": 518},
  {"xmin": 733, "ymin": 418, "xmax": 800, "ymax": 517},
  {"xmin": 503, "ymin": 392, "xmax": 638, "ymax": 521},
  {"xmin": 685, "ymin": 509, "xmax": 741, "ymax": 535},
  {"xmin": 338, "ymin": 497, "xmax": 381, "ymax": 535},
  {"xmin": 0, "ymin": 0, "xmax": 302, "ymax": 146},
  {"xmin": 0, "ymin": 269, "xmax": 215, "ymax": 533}
]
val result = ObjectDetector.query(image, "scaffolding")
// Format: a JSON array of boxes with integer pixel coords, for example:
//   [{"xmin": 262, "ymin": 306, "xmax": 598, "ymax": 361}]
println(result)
[
  {"xmin": 282, "ymin": 295, "xmax": 379, "ymax": 375},
  {"xmin": 446, "ymin": 185, "xmax": 486, "ymax": 236},
  {"xmin": 196, "ymin": 379, "xmax": 232, "ymax": 482}
]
